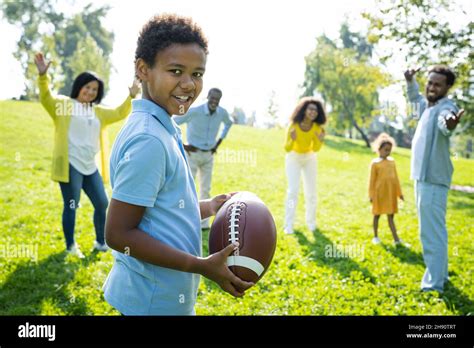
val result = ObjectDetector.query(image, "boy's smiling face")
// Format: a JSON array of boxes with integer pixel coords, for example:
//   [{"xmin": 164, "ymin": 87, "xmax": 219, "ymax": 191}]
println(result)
[{"xmin": 137, "ymin": 43, "xmax": 207, "ymax": 115}]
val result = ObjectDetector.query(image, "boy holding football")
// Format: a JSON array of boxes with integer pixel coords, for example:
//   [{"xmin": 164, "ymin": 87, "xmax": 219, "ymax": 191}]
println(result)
[{"xmin": 103, "ymin": 14, "xmax": 253, "ymax": 315}]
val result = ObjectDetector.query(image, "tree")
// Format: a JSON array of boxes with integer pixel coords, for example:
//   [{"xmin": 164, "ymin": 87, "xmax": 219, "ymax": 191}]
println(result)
[
  {"xmin": 1, "ymin": 0, "xmax": 65, "ymax": 99},
  {"xmin": 55, "ymin": 5, "xmax": 114, "ymax": 95},
  {"xmin": 230, "ymin": 107, "xmax": 247, "ymax": 125},
  {"xmin": 65, "ymin": 34, "xmax": 112, "ymax": 93},
  {"xmin": 302, "ymin": 36, "xmax": 390, "ymax": 147},
  {"xmin": 363, "ymin": 0, "xmax": 473, "ymax": 134},
  {"xmin": 1, "ymin": 0, "xmax": 113, "ymax": 99},
  {"xmin": 340, "ymin": 21, "xmax": 373, "ymax": 59},
  {"xmin": 266, "ymin": 90, "xmax": 279, "ymax": 128}
]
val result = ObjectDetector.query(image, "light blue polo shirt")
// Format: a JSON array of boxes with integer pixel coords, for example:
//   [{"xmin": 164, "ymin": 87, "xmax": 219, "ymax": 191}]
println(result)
[
  {"xmin": 103, "ymin": 99, "xmax": 202, "ymax": 315},
  {"xmin": 173, "ymin": 103, "xmax": 233, "ymax": 150}
]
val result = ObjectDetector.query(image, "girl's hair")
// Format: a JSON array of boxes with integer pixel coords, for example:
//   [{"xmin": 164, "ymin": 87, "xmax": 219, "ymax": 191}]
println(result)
[
  {"xmin": 372, "ymin": 132, "xmax": 396, "ymax": 153},
  {"xmin": 70, "ymin": 72, "xmax": 104, "ymax": 104},
  {"xmin": 290, "ymin": 97, "xmax": 326, "ymax": 125}
]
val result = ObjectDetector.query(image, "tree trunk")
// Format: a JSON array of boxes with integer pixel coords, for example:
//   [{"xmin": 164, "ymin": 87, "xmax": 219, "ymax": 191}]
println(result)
[{"xmin": 353, "ymin": 119, "xmax": 371, "ymax": 148}]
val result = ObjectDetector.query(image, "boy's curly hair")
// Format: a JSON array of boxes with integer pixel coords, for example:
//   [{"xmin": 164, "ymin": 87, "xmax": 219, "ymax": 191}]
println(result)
[
  {"xmin": 135, "ymin": 13, "xmax": 209, "ymax": 68},
  {"xmin": 372, "ymin": 132, "xmax": 396, "ymax": 153}
]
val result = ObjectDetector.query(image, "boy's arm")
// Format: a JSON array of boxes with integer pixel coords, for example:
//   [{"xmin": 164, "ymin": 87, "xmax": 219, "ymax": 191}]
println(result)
[
  {"xmin": 106, "ymin": 199, "xmax": 253, "ymax": 297},
  {"xmin": 106, "ymin": 200, "xmax": 198, "ymax": 272},
  {"xmin": 199, "ymin": 193, "xmax": 234, "ymax": 219}
]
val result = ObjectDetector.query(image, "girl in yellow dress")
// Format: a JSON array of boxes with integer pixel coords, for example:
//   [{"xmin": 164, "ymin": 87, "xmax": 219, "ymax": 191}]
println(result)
[{"xmin": 368, "ymin": 133, "xmax": 404, "ymax": 245}]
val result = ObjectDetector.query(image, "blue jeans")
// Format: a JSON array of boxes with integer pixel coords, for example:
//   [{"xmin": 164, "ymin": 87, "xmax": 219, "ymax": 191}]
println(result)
[
  {"xmin": 415, "ymin": 181, "xmax": 449, "ymax": 292},
  {"xmin": 59, "ymin": 164, "xmax": 109, "ymax": 249}
]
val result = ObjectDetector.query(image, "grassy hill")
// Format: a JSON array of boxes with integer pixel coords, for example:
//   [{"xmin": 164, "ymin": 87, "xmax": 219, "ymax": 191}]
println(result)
[{"xmin": 0, "ymin": 100, "xmax": 472, "ymax": 315}]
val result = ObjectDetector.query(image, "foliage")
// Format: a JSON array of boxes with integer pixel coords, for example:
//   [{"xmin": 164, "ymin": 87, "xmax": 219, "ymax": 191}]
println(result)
[
  {"xmin": 1, "ymin": 0, "xmax": 113, "ymax": 98},
  {"xmin": 266, "ymin": 90, "xmax": 279, "ymax": 127},
  {"xmin": 363, "ymin": 0, "xmax": 474, "ymax": 134},
  {"xmin": 303, "ymin": 35, "xmax": 391, "ymax": 147}
]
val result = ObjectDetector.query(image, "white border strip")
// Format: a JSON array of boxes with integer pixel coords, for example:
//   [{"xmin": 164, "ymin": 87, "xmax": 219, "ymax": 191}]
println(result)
[{"xmin": 227, "ymin": 255, "xmax": 264, "ymax": 276}]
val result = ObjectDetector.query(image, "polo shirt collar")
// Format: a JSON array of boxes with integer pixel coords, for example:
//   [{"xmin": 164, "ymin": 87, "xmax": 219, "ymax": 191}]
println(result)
[{"xmin": 132, "ymin": 99, "xmax": 177, "ymax": 136}]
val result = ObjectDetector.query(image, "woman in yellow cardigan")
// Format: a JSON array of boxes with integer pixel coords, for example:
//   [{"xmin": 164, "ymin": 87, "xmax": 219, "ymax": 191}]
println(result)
[
  {"xmin": 283, "ymin": 97, "xmax": 326, "ymax": 234},
  {"xmin": 34, "ymin": 52, "xmax": 139, "ymax": 258}
]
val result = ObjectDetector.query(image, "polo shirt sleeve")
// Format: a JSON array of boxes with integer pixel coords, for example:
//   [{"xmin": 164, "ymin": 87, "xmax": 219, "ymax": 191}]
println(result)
[
  {"xmin": 111, "ymin": 134, "xmax": 166, "ymax": 207},
  {"xmin": 173, "ymin": 109, "xmax": 194, "ymax": 125},
  {"xmin": 220, "ymin": 109, "xmax": 233, "ymax": 139}
]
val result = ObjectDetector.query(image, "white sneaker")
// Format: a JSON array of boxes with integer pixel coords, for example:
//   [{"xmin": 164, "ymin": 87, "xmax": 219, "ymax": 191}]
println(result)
[
  {"xmin": 393, "ymin": 239, "xmax": 410, "ymax": 247},
  {"xmin": 67, "ymin": 244, "xmax": 85, "ymax": 259},
  {"xmin": 284, "ymin": 227, "xmax": 294, "ymax": 235},
  {"xmin": 372, "ymin": 237, "xmax": 381, "ymax": 245},
  {"xmin": 93, "ymin": 241, "xmax": 109, "ymax": 252}
]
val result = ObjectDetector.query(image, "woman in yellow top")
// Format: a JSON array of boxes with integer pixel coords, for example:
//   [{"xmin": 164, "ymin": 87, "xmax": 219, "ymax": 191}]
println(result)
[
  {"xmin": 368, "ymin": 133, "xmax": 404, "ymax": 245},
  {"xmin": 283, "ymin": 97, "xmax": 326, "ymax": 234},
  {"xmin": 34, "ymin": 52, "xmax": 140, "ymax": 258}
]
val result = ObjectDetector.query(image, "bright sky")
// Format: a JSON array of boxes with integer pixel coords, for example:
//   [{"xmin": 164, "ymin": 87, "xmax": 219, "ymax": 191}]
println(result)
[{"xmin": 0, "ymin": 0, "xmax": 471, "ymax": 124}]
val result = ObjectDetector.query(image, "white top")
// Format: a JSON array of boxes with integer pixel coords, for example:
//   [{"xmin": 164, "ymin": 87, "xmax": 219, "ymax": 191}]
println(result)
[
  {"xmin": 411, "ymin": 106, "xmax": 432, "ymax": 181},
  {"xmin": 68, "ymin": 101, "xmax": 101, "ymax": 175}
]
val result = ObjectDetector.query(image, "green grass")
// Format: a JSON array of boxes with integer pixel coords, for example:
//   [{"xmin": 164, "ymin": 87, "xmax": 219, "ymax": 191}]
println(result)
[{"xmin": 0, "ymin": 100, "xmax": 473, "ymax": 315}]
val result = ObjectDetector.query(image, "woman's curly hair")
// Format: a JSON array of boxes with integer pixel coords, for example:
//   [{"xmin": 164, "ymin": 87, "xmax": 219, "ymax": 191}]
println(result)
[
  {"xmin": 289, "ymin": 97, "xmax": 327, "ymax": 125},
  {"xmin": 135, "ymin": 13, "xmax": 209, "ymax": 68}
]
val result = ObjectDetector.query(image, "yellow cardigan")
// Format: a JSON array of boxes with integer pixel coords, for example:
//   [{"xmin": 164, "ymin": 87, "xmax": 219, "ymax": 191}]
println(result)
[
  {"xmin": 284, "ymin": 122, "xmax": 324, "ymax": 153},
  {"xmin": 38, "ymin": 74, "xmax": 132, "ymax": 183}
]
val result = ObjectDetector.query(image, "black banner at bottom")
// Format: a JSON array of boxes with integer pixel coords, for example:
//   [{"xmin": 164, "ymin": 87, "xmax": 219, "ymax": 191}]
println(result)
[{"xmin": 0, "ymin": 315, "xmax": 472, "ymax": 346}]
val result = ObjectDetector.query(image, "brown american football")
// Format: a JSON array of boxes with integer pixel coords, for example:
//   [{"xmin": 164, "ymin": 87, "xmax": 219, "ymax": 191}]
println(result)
[{"xmin": 209, "ymin": 191, "xmax": 277, "ymax": 284}]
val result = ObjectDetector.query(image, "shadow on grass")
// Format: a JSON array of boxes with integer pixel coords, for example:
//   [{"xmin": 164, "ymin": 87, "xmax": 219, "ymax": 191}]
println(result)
[
  {"xmin": 295, "ymin": 228, "xmax": 377, "ymax": 283},
  {"xmin": 0, "ymin": 251, "xmax": 97, "ymax": 315},
  {"xmin": 324, "ymin": 138, "xmax": 370, "ymax": 156},
  {"xmin": 442, "ymin": 280, "xmax": 474, "ymax": 315},
  {"xmin": 382, "ymin": 243, "xmax": 425, "ymax": 267},
  {"xmin": 384, "ymin": 243, "xmax": 473, "ymax": 313},
  {"xmin": 448, "ymin": 189, "xmax": 474, "ymax": 210}
]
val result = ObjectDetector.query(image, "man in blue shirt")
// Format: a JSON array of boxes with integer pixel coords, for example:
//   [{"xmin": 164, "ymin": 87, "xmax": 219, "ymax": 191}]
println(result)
[
  {"xmin": 174, "ymin": 88, "xmax": 233, "ymax": 229},
  {"xmin": 405, "ymin": 65, "xmax": 464, "ymax": 293}
]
